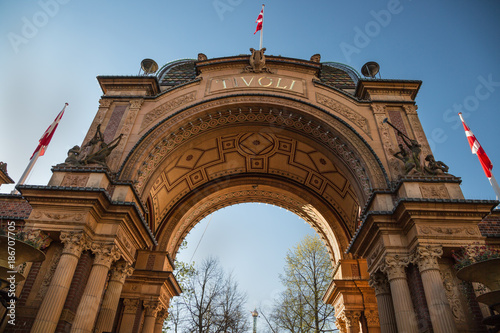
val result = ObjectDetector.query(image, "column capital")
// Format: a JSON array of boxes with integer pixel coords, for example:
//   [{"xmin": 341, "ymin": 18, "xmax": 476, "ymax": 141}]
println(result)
[
  {"xmin": 369, "ymin": 272, "xmax": 391, "ymax": 296},
  {"xmin": 123, "ymin": 298, "xmax": 140, "ymax": 314},
  {"xmin": 365, "ymin": 309, "xmax": 381, "ymax": 327},
  {"xmin": 60, "ymin": 231, "xmax": 87, "ymax": 257},
  {"xmin": 340, "ymin": 310, "xmax": 361, "ymax": 328},
  {"xmin": 90, "ymin": 243, "xmax": 121, "ymax": 268},
  {"xmin": 110, "ymin": 261, "xmax": 134, "ymax": 283},
  {"xmin": 130, "ymin": 98, "xmax": 144, "ymax": 109},
  {"xmin": 380, "ymin": 254, "xmax": 410, "ymax": 281},
  {"xmin": 412, "ymin": 244, "xmax": 442, "ymax": 272},
  {"xmin": 143, "ymin": 300, "xmax": 162, "ymax": 318},
  {"xmin": 155, "ymin": 308, "xmax": 168, "ymax": 323},
  {"xmin": 335, "ymin": 316, "xmax": 347, "ymax": 333},
  {"xmin": 99, "ymin": 98, "xmax": 112, "ymax": 108}
]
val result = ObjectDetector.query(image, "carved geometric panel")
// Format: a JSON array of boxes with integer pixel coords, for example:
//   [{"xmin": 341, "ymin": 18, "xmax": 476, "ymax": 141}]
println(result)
[{"xmin": 150, "ymin": 132, "xmax": 360, "ymax": 233}]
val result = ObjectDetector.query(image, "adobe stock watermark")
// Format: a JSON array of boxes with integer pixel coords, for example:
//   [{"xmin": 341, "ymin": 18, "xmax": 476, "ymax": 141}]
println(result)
[
  {"xmin": 7, "ymin": 0, "xmax": 71, "ymax": 54},
  {"xmin": 213, "ymin": 0, "xmax": 244, "ymax": 21},
  {"xmin": 6, "ymin": 221, "xmax": 17, "ymax": 326},
  {"xmin": 339, "ymin": 0, "xmax": 408, "ymax": 63},
  {"xmin": 427, "ymin": 74, "xmax": 500, "ymax": 151}
]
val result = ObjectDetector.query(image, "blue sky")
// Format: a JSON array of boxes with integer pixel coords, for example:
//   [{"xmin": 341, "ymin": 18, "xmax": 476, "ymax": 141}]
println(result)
[{"xmin": 1, "ymin": 0, "xmax": 500, "ymax": 316}]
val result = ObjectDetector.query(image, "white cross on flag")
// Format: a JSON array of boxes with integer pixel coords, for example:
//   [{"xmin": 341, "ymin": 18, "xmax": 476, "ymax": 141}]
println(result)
[
  {"xmin": 254, "ymin": 6, "xmax": 263, "ymax": 34},
  {"xmin": 459, "ymin": 112, "xmax": 493, "ymax": 178}
]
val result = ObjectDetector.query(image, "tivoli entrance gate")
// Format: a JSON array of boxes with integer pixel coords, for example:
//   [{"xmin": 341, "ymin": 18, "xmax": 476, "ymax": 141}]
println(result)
[{"xmin": 3, "ymin": 51, "xmax": 499, "ymax": 333}]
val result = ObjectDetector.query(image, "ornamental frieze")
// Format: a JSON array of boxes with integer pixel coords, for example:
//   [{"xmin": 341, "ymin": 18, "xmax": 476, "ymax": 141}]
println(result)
[
  {"xmin": 418, "ymin": 226, "xmax": 477, "ymax": 236},
  {"xmin": 141, "ymin": 91, "xmax": 197, "ymax": 130},
  {"xmin": 316, "ymin": 93, "xmax": 370, "ymax": 136},
  {"xmin": 119, "ymin": 95, "xmax": 388, "ymax": 192}
]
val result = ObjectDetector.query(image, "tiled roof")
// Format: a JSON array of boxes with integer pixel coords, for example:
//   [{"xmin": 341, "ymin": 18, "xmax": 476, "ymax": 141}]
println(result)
[
  {"xmin": 157, "ymin": 60, "xmax": 197, "ymax": 86},
  {"xmin": 0, "ymin": 195, "xmax": 32, "ymax": 219},
  {"xmin": 319, "ymin": 63, "xmax": 359, "ymax": 90},
  {"xmin": 156, "ymin": 58, "xmax": 360, "ymax": 92}
]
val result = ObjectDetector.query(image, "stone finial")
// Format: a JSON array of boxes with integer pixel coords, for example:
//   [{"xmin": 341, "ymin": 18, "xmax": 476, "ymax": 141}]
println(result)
[
  {"xmin": 310, "ymin": 54, "xmax": 321, "ymax": 62},
  {"xmin": 197, "ymin": 53, "xmax": 207, "ymax": 61}
]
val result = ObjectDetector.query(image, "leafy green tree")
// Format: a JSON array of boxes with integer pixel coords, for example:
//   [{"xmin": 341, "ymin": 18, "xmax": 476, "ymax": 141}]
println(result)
[{"xmin": 270, "ymin": 235, "xmax": 336, "ymax": 333}]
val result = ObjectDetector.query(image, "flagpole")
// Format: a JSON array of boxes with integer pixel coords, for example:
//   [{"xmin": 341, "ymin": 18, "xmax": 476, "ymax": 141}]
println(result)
[
  {"xmin": 12, "ymin": 102, "xmax": 68, "ymax": 194},
  {"xmin": 488, "ymin": 173, "xmax": 500, "ymax": 200},
  {"xmin": 15, "ymin": 150, "xmax": 43, "ymax": 188},
  {"xmin": 260, "ymin": 4, "xmax": 264, "ymax": 49}
]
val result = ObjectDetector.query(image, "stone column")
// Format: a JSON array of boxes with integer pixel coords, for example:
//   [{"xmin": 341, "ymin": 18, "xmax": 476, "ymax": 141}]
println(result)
[
  {"xmin": 118, "ymin": 299, "xmax": 140, "ymax": 333},
  {"xmin": 369, "ymin": 272, "xmax": 397, "ymax": 333},
  {"xmin": 154, "ymin": 308, "xmax": 168, "ymax": 333},
  {"xmin": 381, "ymin": 255, "xmax": 418, "ymax": 333},
  {"xmin": 94, "ymin": 262, "xmax": 134, "ymax": 333},
  {"xmin": 413, "ymin": 245, "xmax": 457, "ymax": 333},
  {"xmin": 70, "ymin": 244, "xmax": 121, "ymax": 333},
  {"xmin": 142, "ymin": 301, "xmax": 160, "ymax": 333},
  {"xmin": 31, "ymin": 231, "xmax": 87, "ymax": 333},
  {"xmin": 340, "ymin": 310, "xmax": 361, "ymax": 333}
]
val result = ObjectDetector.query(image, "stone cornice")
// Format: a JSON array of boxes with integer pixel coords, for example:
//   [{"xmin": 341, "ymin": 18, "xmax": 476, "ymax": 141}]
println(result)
[
  {"xmin": 17, "ymin": 185, "xmax": 157, "ymax": 247},
  {"xmin": 347, "ymin": 198, "xmax": 498, "ymax": 255},
  {"xmin": 196, "ymin": 55, "xmax": 321, "ymax": 75},
  {"xmin": 97, "ymin": 76, "xmax": 160, "ymax": 97},
  {"xmin": 355, "ymin": 79, "xmax": 422, "ymax": 101}
]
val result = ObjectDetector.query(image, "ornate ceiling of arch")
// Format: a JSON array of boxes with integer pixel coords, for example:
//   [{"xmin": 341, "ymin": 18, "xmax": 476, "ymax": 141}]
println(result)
[
  {"xmin": 156, "ymin": 181, "xmax": 348, "ymax": 263},
  {"xmin": 119, "ymin": 95, "xmax": 388, "ymax": 194},
  {"xmin": 148, "ymin": 128, "xmax": 360, "ymax": 240}
]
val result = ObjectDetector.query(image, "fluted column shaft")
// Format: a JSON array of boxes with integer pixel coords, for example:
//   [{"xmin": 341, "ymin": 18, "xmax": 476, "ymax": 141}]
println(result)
[
  {"xmin": 70, "ymin": 244, "xmax": 121, "ymax": 333},
  {"xmin": 381, "ymin": 255, "xmax": 418, "ymax": 333},
  {"xmin": 31, "ymin": 231, "xmax": 86, "ymax": 333},
  {"xmin": 414, "ymin": 245, "xmax": 457, "ymax": 333},
  {"xmin": 154, "ymin": 309, "xmax": 167, "ymax": 333},
  {"xmin": 118, "ymin": 299, "xmax": 139, "ymax": 333},
  {"xmin": 369, "ymin": 273, "xmax": 397, "ymax": 333},
  {"xmin": 142, "ymin": 301, "xmax": 160, "ymax": 333},
  {"xmin": 94, "ymin": 262, "xmax": 133, "ymax": 333}
]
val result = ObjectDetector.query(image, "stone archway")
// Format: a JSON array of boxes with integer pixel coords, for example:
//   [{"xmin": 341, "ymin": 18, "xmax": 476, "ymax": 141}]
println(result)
[
  {"xmin": 14, "ymin": 52, "xmax": 498, "ymax": 333},
  {"xmin": 117, "ymin": 95, "xmax": 389, "ymax": 265}
]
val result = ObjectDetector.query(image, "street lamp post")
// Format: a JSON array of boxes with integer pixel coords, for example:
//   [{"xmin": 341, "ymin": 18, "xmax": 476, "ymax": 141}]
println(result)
[{"xmin": 251, "ymin": 309, "xmax": 259, "ymax": 333}]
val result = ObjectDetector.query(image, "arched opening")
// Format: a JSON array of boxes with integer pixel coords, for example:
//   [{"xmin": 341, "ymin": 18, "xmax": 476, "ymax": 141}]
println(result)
[{"xmin": 175, "ymin": 202, "xmax": 319, "ymax": 309}]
